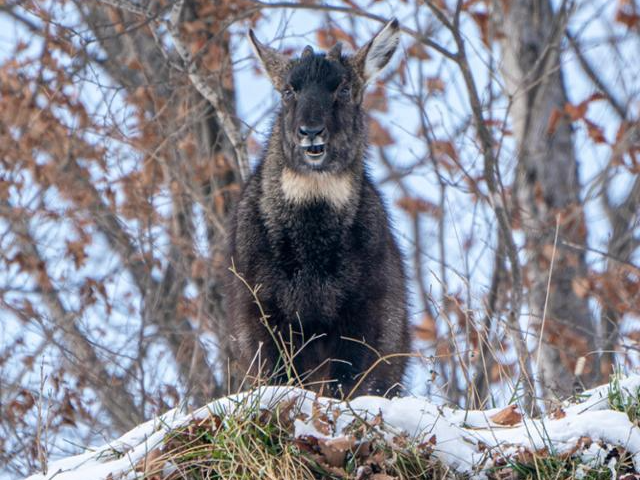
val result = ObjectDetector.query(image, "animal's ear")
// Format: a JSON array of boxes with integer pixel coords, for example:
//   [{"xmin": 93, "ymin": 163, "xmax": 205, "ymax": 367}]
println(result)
[
  {"xmin": 248, "ymin": 29, "xmax": 290, "ymax": 90},
  {"xmin": 353, "ymin": 19, "xmax": 400, "ymax": 85}
]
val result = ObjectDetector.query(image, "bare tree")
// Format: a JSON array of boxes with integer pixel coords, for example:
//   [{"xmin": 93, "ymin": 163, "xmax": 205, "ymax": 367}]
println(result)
[{"xmin": 495, "ymin": 0, "xmax": 597, "ymax": 398}]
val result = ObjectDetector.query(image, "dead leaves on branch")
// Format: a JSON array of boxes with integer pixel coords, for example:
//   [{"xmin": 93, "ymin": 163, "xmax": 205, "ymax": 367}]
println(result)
[
  {"xmin": 364, "ymin": 86, "xmax": 389, "ymax": 113},
  {"xmin": 571, "ymin": 267, "xmax": 640, "ymax": 316},
  {"xmin": 548, "ymin": 93, "xmax": 606, "ymax": 140},
  {"xmin": 180, "ymin": 1, "xmax": 255, "ymax": 75},
  {"xmin": 396, "ymin": 197, "xmax": 442, "ymax": 218},
  {"xmin": 543, "ymin": 319, "xmax": 594, "ymax": 375},
  {"xmin": 369, "ymin": 117, "xmax": 394, "ymax": 146},
  {"xmin": 426, "ymin": 77, "xmax": 446, "ymax": 94},
  {"xmin": 407, "ymin": 42, "xmax": 432, "ymax": 61},
  {"xmin": 613, "ymin": 121, "xmax": 640, "ymax": 171},
  {"xmin": 548, "ymin": 93, "xmax": 640, "ymax": 172},
  {"xmin": 317, "ymin": 26, "xmax": 358, "ymax": 49},
  {"xmin": 616, "ymin": 0, "xmax": 640, "ymax": 29},
  {"xmin": 415, "ymin": 313, "xmax": 437, "ymax": 342}
]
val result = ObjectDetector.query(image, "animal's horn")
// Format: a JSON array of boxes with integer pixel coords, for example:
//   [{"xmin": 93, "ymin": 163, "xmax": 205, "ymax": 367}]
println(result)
[
  {"xmin": 302, "ymin": 45, "xmax": 314, "ymax": 58},
  {"xmin": 327, "ymin": 42, "xmax": 342, "ymax": 60}
]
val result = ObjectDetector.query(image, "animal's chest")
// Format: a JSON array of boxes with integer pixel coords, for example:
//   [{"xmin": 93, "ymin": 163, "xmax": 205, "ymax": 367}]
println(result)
[
  {"xmin": 263, "ymin": 203, "xmax": 361, "ymax": 324},
  {"xmin": 274, "ymin": 203, "xmax": 350, "ymax": 276}
]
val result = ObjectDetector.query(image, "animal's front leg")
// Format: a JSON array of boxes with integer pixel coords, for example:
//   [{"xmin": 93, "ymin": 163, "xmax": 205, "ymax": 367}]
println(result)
[{"xmin": 326, "ymin": 338, "xmax": 378, "ymax": 398}]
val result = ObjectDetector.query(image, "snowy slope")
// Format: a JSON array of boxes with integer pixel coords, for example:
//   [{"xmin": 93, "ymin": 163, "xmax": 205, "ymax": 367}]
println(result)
[{"xmin": 24, "ymin": 375, "xmax": 640, "ymax": 479}]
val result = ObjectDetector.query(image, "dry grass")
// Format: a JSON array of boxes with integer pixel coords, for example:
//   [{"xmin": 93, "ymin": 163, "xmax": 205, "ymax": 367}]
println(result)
[{"xmin": 133, "ymin": 393, "xmax": 455, "ymax": 480}]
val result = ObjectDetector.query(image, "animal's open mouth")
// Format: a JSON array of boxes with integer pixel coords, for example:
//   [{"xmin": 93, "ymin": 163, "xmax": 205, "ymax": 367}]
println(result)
[
  {"xmin": 302, "ymin": 143, "xmax": 326, "ymax": 163},
  {"xmin": 305, "ymin": 144, "xmax": 324, "ymax": 157},
  {"xmin": 304, "ymin": 144, "xmax": 325, "ymax": 157}
]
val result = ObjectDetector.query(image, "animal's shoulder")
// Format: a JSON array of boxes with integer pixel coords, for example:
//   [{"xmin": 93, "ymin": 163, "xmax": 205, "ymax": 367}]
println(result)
[
  {"xmin": 355, "ymin": 173, "xmax": 391, "ymax": 221},
  {"xmin": 232, "ymin": 164, "xmax": 264, "ymax": 218},
  {"xmin": 228, "ymin": 165, "xmax": 268, "ymax": 256}
]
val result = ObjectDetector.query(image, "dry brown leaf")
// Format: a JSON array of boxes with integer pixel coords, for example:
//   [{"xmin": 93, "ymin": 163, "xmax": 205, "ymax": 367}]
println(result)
[
  {"xmin": 490, "ymin": 404, "xmax": 522, "ymax": 426},
  {"xmin": 355, "ymin": 465, "xmax": 373, "ymax": 480},
  {"xmin": 182, "ymin": 20, "xmax": 207, "ymax": 34},
  {"xmin": 426, "ymin": 76, "xmax": 445, "ymax": 94},
  {"xmin": 133, "ymin": 447, "xmax": 163, "ymax": 474},
  {"xmin": 202, "ymin": 43, "xmax": 225, "ymax": 72},
  {"xmin": 560, "ymin": 436, "xmax": 593, "ymax": 459},
  {"xmin": 491, "ymin": 466, "xmax": 519, "ymax": 480},
  {"xmin": 66, "ymin": 240, "xmax": 87, "ymax": 269},
  {"xmin": 317, "ymin": 436, "xmax": 355, "ymax": 467},
  {"xmin": 571, "ymin": 277, "xmax": 591, "ymax": 299},
  {"xmin": 432, "ymin": 139, "xmax": 458, "ymax": 162},
  {"xmin": 353, "ymin": 440, "xmax": 372, "ymax": 460},
  {"xmin": 414, "ymin": 314, "xmax": 437, "ymax": 341},
  {"xmin": 417, "ymin": 434, "xmax": 437, "ymax": 453},
  {"xmin": 619, "ymin": 474, "xmax": 640, "ymax": 480},
  {"xmin": 369, "ymin": 118, "xmax": 394, "ymax": 146},
  {"xmin": 564, "ymin": 94, "xmax": 605, "ymax": 122},
  {"xmin": 311, "ymin": 401, "xmax": 332, "ymax": 435},
  {"xmin": 490, "ymin": 362, "xmax": 516, "ymax": 383},
  {"xmin": 470, "ymin": 11, "xmax": 490, "ymax": 45},
  {"xmin": 549, "ymin": 407, "xmax": 566, "ymax": 419},
  {"xmin": 316, "ymin": 27, "xmax": 356, "ymax": 49},
  {"xmin": 294, "ymin": 435, "xmax": 318, "ymax": 454},
  {"xmin": 565, "ymin": 101, "xmax": 588, "ymax": 121},
  {"xmin": 584, "ymin": 118, "xmax": 608, "ymax": 144},
  {"xmin": 407, "ymin": 42, "xmax": 431, "ymax": 60},
  {"xmin": 396, "ymin": 197, "xmax": 442, "ymax": 218},
  {"xmin": 275, "ymin": 396, "xmax": 299, "ymax": 429},
  {"xmin": 547, "ymin": 108, "xmax": 563, "ymax": 134},
  {"xmin": 616, "ymin": 2, "xmax": 640, "ymax": 29},
  {"xmin": 364, "ymin": 87, "xmax": 388, "ymax": 113}
]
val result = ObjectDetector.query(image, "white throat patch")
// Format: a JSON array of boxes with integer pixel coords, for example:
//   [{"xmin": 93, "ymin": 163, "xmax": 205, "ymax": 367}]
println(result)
[{"xmin": 281, "ymin": 168, "xmax": 353, "ymax": 209}]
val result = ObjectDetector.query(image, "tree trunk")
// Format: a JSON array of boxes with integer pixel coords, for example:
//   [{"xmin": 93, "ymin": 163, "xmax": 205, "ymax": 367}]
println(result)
[{"xmin": 497, "ymin": 0, "xmax": 597, "ymax": 399}]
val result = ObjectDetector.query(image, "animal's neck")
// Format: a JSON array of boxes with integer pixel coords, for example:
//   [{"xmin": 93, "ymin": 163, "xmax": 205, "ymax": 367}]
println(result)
[
  {"xmin": 279, "ymin": 168, "xmax": 355, "ymax": 209},
  {"xmin": 261, "ymin": 122, "xmax": 365, "ymax": 213}
]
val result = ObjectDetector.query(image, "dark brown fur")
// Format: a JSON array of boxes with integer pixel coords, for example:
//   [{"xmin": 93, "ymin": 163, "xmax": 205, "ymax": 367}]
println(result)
[{"xmin": 225, "ymin": 20, "xmax": 409, "ymax": 397}]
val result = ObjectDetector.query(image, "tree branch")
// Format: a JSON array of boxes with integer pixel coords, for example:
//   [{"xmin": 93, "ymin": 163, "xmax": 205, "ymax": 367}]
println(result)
[
  {"xmin": 566, "ymin": 31, "xmax": 627, "ymax": 120},
  {"xmin": 3, "ymin": 204, "xmax": 143, "ymax": 432},
  {"xmin": 168, "ymin": 0, "xmax": 249, "ymax": 181},
  {"xmin": 252, "ymin": 0, "xmax": 457, "ymax": 60}
]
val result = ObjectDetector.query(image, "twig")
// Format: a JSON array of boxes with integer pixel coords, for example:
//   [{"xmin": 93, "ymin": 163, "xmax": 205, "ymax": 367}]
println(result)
[
  {"xmin": 566, "ymin": 31, "xmax": 627, "ymax": 120},
  {"xmin": 93, "ymin": 0, "xmax": 151, "ymax": 17},
  {"xmin": 536, "ymin": 214, "xmax": 560, "ymax": 369},
  {"xmin": 422, "ymin": 0, "xmax": 537, "ymax": 407},
  {"xmin": 252, "ymin": 0, "xmax": 457, "ymax": 60},
  {"xmin": 36, "ymin": 359, "xmax": 48, "ymax": 476}
]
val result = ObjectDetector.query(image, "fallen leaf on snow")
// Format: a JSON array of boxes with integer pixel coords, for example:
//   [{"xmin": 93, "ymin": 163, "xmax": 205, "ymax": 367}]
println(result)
[{"xmin": 490, "ymin": 404, "xmax": 522, "ymax": 426}]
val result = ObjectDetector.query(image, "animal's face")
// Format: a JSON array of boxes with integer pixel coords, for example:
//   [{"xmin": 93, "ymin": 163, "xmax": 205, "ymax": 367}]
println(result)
[
  {"xmin": 249, "ymin": 20, "xmax": 400, "ymax": 173},
  {"xmin": 278, "ymin": 52, "xmax": 356, "ymax": 173}
]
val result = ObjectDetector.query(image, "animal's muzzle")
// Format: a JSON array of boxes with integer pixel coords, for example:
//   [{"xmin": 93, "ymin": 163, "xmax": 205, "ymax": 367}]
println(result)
[
  {"xmin": 298, "ymin": 124, "xmax": 327, "ymax": 165},
  {"xmin": 298, "ymin": 125, "xmax": 325, "ymax": 139}
]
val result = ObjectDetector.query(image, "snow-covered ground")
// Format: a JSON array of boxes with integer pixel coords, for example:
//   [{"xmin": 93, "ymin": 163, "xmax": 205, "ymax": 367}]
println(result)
[{"xmin": 24, "ymin": 375, "xmax": 640, "ymax": 480}]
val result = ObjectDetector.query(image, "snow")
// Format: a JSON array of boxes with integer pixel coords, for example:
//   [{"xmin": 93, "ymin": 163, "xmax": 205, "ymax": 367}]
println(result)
[{"xmin": 24, "ymin": 375, "xmax": 640, "ymax": 480}]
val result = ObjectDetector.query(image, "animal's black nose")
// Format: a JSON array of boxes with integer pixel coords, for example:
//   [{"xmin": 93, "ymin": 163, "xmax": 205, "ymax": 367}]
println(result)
[{"xmin": 299, "ymin": 125, "xmax": 325, "ymax": 138}]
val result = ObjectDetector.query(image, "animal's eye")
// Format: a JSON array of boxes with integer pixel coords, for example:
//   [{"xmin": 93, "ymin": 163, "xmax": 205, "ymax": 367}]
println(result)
[
  {"xmin": 338, "ymin": 85, "xmax": 351, "ymax": 98},
  {"xmin": 282, "ymin": 87, "xmax": 294, "ymax": 101}
]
